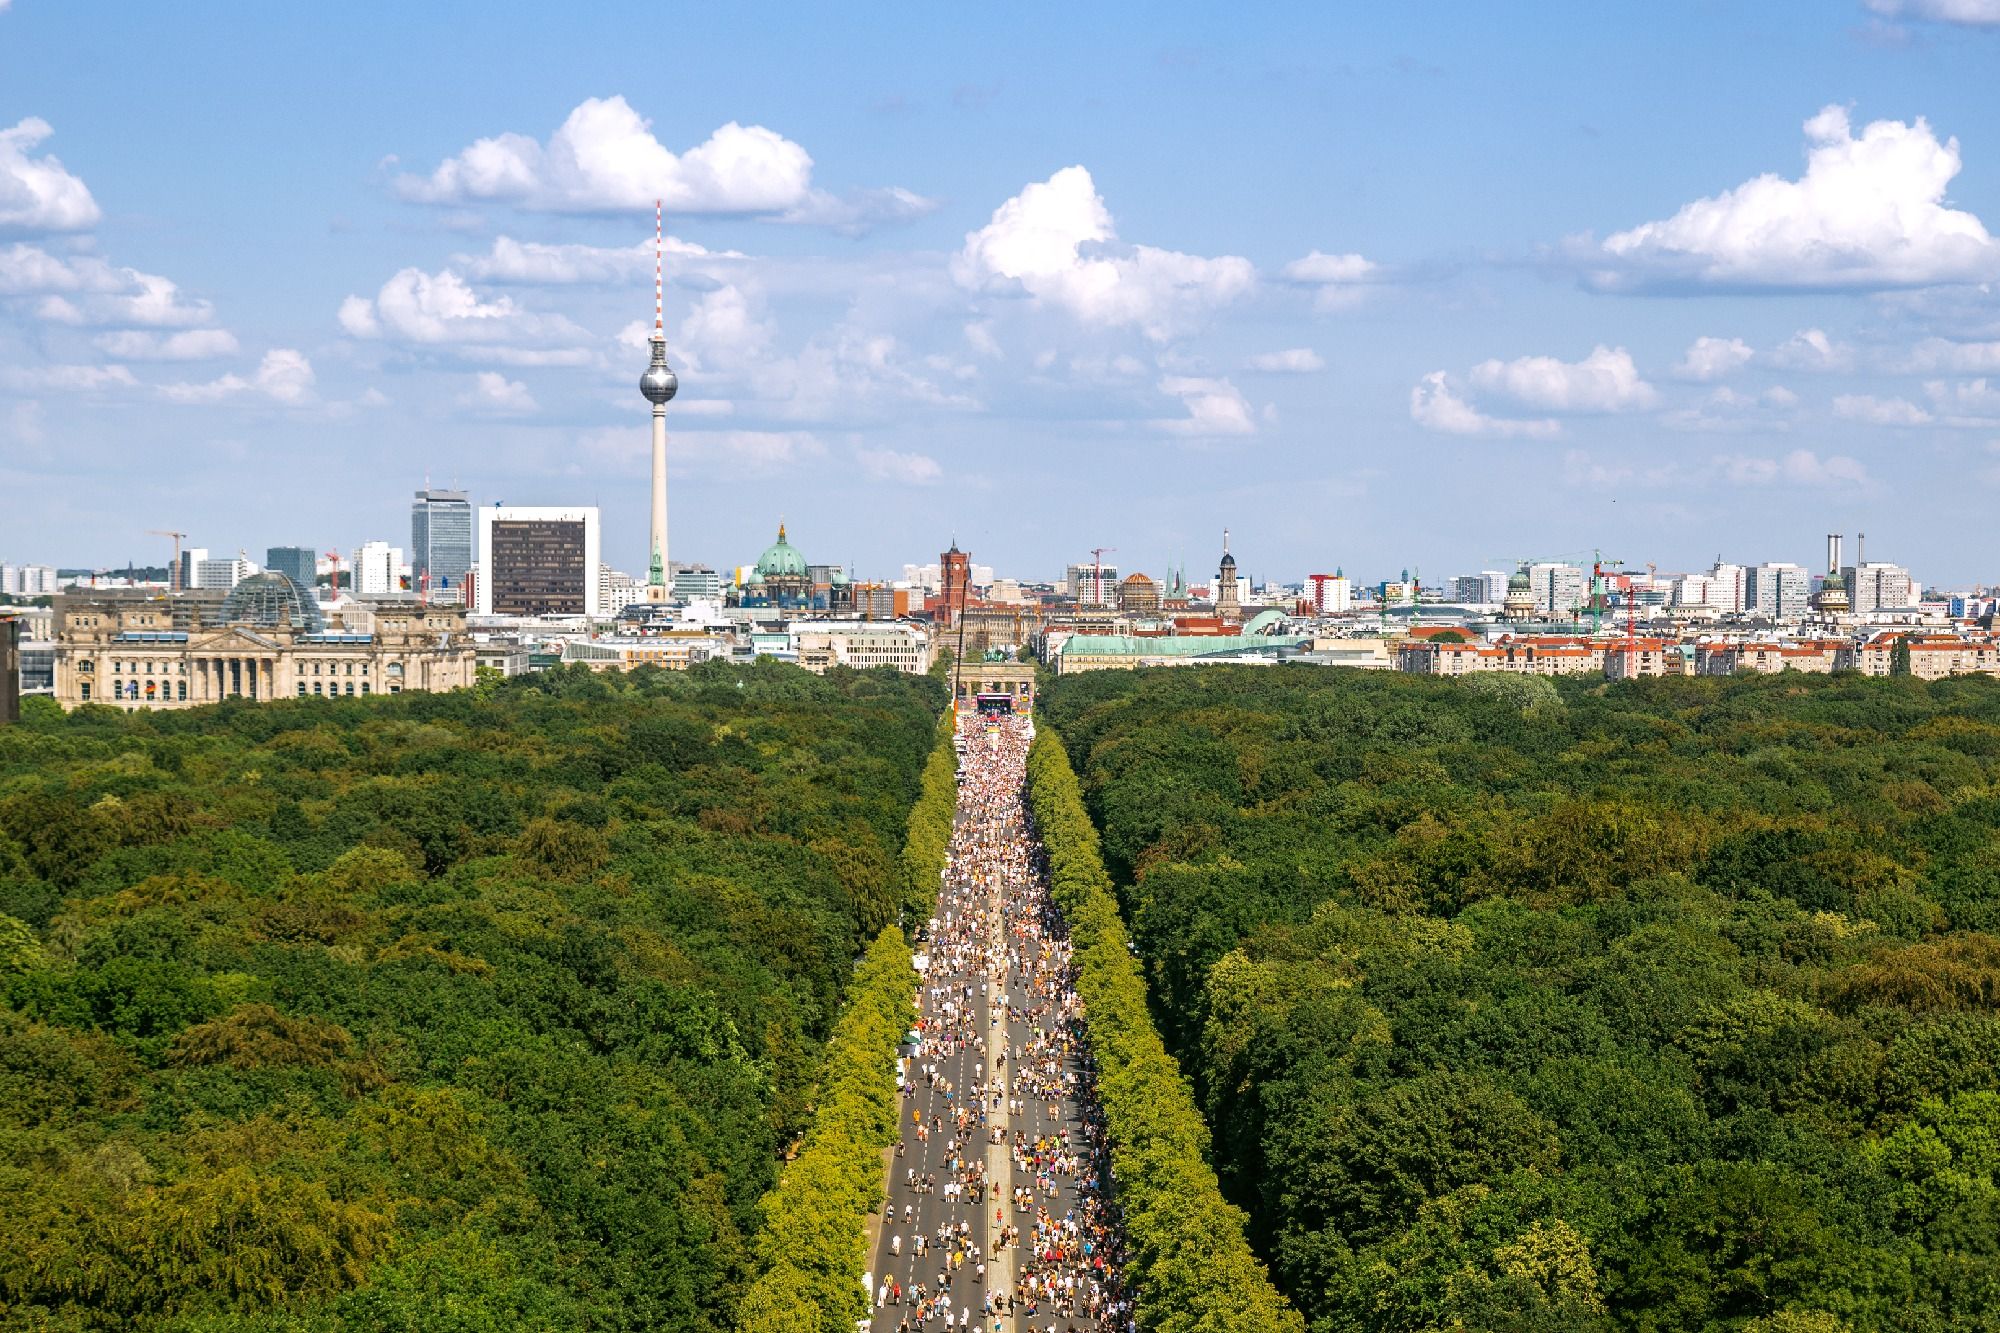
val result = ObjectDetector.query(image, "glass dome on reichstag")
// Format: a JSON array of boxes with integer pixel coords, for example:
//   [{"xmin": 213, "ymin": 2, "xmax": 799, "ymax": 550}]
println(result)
[{"xmin": 220, "ymin": 571, "xmax": 325, "ymax": 633}]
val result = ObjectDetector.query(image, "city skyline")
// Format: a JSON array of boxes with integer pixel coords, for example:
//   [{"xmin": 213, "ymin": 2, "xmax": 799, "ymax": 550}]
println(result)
[{"xmin": 4, "ymin": 4, "xmax": 2000, "ymax": 579}]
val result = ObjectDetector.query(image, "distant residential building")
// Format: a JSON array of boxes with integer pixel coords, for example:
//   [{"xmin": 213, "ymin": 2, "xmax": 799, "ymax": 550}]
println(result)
[
  {"xmin": 1679, "ymin": 562, "xmax": 1748, "ymax": 613},
  {"xmin": 1845, "ymin": 562, "xmax": 1916, "ymax": 614},
  {"xmin": 1746, "ymin": 563, "xmax": 1810, "ymax": 619},
  {"xmin": 353, "ymin": 541, "xmax": 403, "ymax": 596},
  {"xmin": 1064, "ymin": 560, "xmax": 1120, "ymax": 608},
  {"xmin": 192, "ymin": 555, "xmax": 257, "ymax": 590},
  {"xmin": 671, "ymin": 566, "xmax": 723, "ymax": 601},
  {"xmin": 599, "ymin": 566, "xmax": 646, "ymax": 616},
  {"xmin": 562, "ymin": 633, "xmax": 736, "ymax": 671},
  {"xmin": 1453, "ymin": 571, "xmax": 1509, "ymax": 605},
  {"xmin": 1307, "ymin": 573, "xmax": 1352, "ymax": 615},
  {"xmin": 476, "ymin": 506, "xmax": 601, "ymax": 618},
  {"xmin": 1696, "ymin": 637, "xmax": 1839, "ymax": 674},
  {"xmin": 1843, "ymin": 632, "xmax": 2000, "ymax": 678},
  {"xmin": 1528, "ymin": 563, "xmax": 1587, "ymax": 616},
  {"xmin": 1603, "ymin": 638, "xmax": 1681, "ymax": 680},
  {"xmin": 792, "ymin": 621, "xmax": 933, "ymax": 675},
  {"xmin": 265, "ymin": 547, "xmax": 317, "ymax": 592},
  {"xmin": 411, "ymin": 488, "xmax": 474, "ymax": 596},
  {"xmin": 1, "ymin": 563, "xmax": 59, "ymax": 596},
  {"xmin": 1398, "ymin": 634, "xmax": 1603, "ymax": 676}
]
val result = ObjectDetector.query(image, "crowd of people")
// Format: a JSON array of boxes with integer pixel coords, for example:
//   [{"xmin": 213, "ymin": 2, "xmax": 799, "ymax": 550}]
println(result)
[{"xmin": 871, "ymin": 712, "xmax": 1133, "ymax": 1333}]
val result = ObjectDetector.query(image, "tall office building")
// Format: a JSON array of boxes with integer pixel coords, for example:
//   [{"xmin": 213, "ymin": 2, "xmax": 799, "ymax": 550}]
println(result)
[
  {"xmin": 265, "ymin": 547, "xmax": 317, "ymax": 593},
  {"xmin": 179, "ymin": 548, "xmax": 210, "ymax": 590},
  {"xmin": 411, "ymin": 489, "xmax": 473, "ymax": 596},
  {"xmin": 476, "ymin": 506, "xmax": 601, "ymax": 617},
  {"xmin": 639, "ymin": 201, "xmax": 679, "ymax": 601}
]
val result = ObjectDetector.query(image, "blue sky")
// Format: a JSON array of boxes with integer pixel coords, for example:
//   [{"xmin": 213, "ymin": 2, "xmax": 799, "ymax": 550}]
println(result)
[{"xmin": 4, "ymin": 1, "xmax": 1999, "ymax": 586}]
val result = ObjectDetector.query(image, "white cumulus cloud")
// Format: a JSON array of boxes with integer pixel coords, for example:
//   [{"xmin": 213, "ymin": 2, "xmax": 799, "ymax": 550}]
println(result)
[
  {"xmin": 1904, "ymin": 338, "xmax": 2000, "ymax": 373},
  {"xmin": 1719, "ymin": 449, "xmax": 1870, "ymax": 486},
  {"xmin": 1281, "ymin": 251, "xmax": 1379, "ymax": 310},
  {"xmin": 1157, "ymin": 376, "xmax": 1256, "ymax": 436},
  {"xmin": 1469, "ymin": 345, "xmax": 1659, "ymax": 412},
  {"xmin": 1590, "ymin": 105, "xmax": 2000, "ymax": 290},
  {"xmin": 0, "ymin": 118, "xmax": 100, "ymax": 232},
  {"xmin": 1770, "ymin": 327, "xmax": 1856, "ymax": 372},
  {"xmin": 1675, "ymin": 335, "xmax": 1754, "ymax": 381},
  {"xmin": 1833, "ymin": 392, "xmax": 1933, "ymax": 426},
  {"xmin": 160, "ymin": 349, "xmax": 315, "ymax": 405},
  {"xmin": 338, "ymin": 267, "xmax": 591, "ymax": 360},
  {"xmin": 1, "ymin": 363, "xmax": 139, "ymax": 394},
  {"xmin": 857, "ymin": 446, "xmax": 944, "ymax": 485},
  {"xmin": 679, "ymin": 284, "xmax": 771, "ymax": 370},
  {"xmin": 398, "ymin": 96, "xmax": 924, "ymax": 225},
  {"xmin": 93, "ymin": 328, "xmax": 240, "ymax": 360},
  {"xmin": 460, "ymin": 371, "xmax": 536, "ymax": 414},
  {"xmin": 1410, "ymin": 371, "xmax": 1561, "ymax": 438},
  {"xmin": 456, "ymin": 233, "xmax": 733, "ymax": 285},
  {"xmin": 952, "ymin": 165, "xmax": 1253, "ymax": 341},
  {"xmin": 1244, "ymin": 347, "xmax": 1324, "ymax": 373},
  {"xmin": 0, "ymin": 244, "xmax": 215, "ymax": 328},
  {"xmin": 1866, "ymin": 0, "xmax": 2000, "ymax": 24},
  {"xmin": 1925, "ymin": 378, "xmax": 2000, "ymax": 422}
]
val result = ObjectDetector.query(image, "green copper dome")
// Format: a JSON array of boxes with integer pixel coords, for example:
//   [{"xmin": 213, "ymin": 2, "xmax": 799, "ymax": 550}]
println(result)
[{"xmin": 755, "ymin": 523, "xmax": 807, "ymax": 578}]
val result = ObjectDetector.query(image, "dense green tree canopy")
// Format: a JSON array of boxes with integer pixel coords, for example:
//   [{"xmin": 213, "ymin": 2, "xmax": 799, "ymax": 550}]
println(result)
[
  {"xmin": 1043, "ymin": 666, "xmax": 2000, "ymax": 1333},
  {"xmin": 0, "ymin": 662, "xmax": 943, "ymax": 1331}
]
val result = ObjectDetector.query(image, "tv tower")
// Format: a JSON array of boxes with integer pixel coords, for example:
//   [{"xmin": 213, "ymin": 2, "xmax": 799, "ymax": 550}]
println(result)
[{"xmin": 640, "ymin": 199, "xmax": 678, "ymax": 600}]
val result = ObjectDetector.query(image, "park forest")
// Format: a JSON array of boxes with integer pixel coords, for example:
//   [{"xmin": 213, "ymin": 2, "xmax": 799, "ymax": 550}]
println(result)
[
  {"xmin": 0, "ymin": 663, "xmax": 944, "ymax": 1332},
  {"xmin": 1040, "ymin": 666, "xmax": 2000, "ymax": 1333},
  {"xmin": 8, "ymin": 657, "xmax": 2000, "ymax": 1332}
]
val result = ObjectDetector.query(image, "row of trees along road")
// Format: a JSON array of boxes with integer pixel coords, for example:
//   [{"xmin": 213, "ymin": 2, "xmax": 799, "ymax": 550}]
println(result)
[
  {"xmin": 736, "ymin": 710, "xmax": 956, "ymax": 1333},
  {"xmin": 1027, "ymin": 726, "xmax": 1304, "ymax": 1333},
  {"xmin": 1042, "ymin": 665, "xmax": 2000, "ymax": 1333}
]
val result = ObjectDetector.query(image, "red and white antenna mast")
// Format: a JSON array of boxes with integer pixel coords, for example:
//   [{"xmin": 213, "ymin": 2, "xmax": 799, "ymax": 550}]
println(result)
[{"xmin": 654, "ymin": 199, "xmax": 664, "ymax": 336}]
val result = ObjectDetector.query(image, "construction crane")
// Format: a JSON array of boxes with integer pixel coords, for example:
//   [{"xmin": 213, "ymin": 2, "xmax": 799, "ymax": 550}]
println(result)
[
  {"xmin": 324, "ymin": 550, "xmax": 343, "ymax": 599},
  {"xmin": 1588, "ymin": 550, "xmax": 1625, "ymax": 635},
  {"xmin": 147, "ymin": 530, "xmax": 187, "ymax": 593},
  {"xmin": 1088, "ymin": 547, "xmax": 1116, "ymax": 608}
]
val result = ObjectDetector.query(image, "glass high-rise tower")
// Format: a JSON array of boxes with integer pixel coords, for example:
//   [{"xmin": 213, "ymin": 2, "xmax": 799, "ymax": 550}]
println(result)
[
  {"xmin": 265, "ymin": 546, "xmax": 317, "ymax": 593},
  {"xmin": 411, "ymin": 489, "xmax": 473, "ymax": 597}
]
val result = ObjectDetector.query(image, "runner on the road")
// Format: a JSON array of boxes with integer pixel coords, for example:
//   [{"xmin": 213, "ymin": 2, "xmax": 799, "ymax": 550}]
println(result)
[{"xmin": 868, "ymin": 712, "xmax": 1133, "ymax": 1332}]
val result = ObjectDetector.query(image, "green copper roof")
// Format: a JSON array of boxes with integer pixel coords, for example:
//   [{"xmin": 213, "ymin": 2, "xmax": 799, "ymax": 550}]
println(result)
[
  {"xmin": 755, "ymin": 523, "xmax": 808, "ymax": 577},
  {"xmin": 1060, "ymin": 632, "xmax": 1309, "ymax": 659}
]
